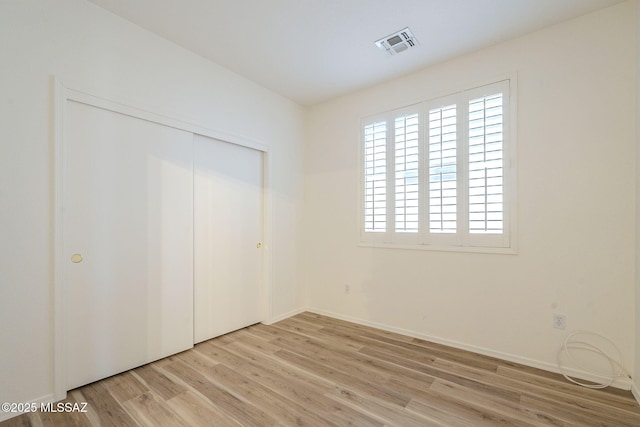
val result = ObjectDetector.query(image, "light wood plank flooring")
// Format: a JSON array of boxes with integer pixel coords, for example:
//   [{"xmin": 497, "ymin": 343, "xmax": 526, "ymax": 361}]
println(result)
[{"xmin": 3, "ymin": 312, "xmax": 640, "ymax": 426}]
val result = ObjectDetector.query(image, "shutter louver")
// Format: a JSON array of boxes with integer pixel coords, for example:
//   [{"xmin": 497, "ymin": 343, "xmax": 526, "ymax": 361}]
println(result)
[
  {"xmin": 364, "ymin": 121, "xmax": 387, "ymax": 232},
  {"xmin": 468, "ymin": 93, "xmax": 504, "ymax": 234},
  {"xmin": 395, "ymin": 114, "xmax": 419, "ymax": 232},
  {"xmin": 428, "ymin": 104, "xmax": 457, "ymax": 233}
]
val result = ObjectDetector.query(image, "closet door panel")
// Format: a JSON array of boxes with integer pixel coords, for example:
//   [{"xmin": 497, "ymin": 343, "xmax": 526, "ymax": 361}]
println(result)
[
  {"xmin": 65, "ymin": 101, "xmax": 194, "ymax": 390},
  {"xmin": 194, "ymin": 134, "xmax": 264, "ymax": 343}
]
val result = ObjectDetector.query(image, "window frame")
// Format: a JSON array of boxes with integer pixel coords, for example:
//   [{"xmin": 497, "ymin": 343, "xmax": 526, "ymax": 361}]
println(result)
[{"xmin": 358, "ymin": 78, "xmax": 517, "ymax": 254}]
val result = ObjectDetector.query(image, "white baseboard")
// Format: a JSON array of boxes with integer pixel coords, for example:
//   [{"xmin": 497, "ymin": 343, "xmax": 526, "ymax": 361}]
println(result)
[
  {"xmin": 264, "ymin": 307, "xmax": 307, "ymax": 325},
  {"xmin": 0, "ymin": 393, "xmax": 55, "ymax": 422},
  {"xmin": 632, "ymin": 381, "xmax": 640, "ymax": 406},
  {"xmin": 306, "ymin": 307, "xmax": 633, "ymax": 391}
]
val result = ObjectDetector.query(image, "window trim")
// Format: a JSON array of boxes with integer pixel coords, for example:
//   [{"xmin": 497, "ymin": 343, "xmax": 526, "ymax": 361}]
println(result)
[{"xmin": 358, "ymin": 77, "xmax": 518, "ymax": 254}]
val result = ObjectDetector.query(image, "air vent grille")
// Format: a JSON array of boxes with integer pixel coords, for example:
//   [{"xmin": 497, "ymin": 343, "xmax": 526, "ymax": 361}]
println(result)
[{"xmin": 375, "ymin": 27, "xmax": 418, "ymax": 56}]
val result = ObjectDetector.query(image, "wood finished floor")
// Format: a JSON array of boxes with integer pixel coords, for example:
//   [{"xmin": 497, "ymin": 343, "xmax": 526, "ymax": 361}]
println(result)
[{"xmin": 3, "ymin": 312, "xmax": 640, "ymax": 426}]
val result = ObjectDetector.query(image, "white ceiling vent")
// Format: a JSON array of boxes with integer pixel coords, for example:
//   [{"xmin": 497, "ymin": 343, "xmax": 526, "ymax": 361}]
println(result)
[{"xmin": 375, "ymin": 27, "xmax": 419, "ymax": 56}]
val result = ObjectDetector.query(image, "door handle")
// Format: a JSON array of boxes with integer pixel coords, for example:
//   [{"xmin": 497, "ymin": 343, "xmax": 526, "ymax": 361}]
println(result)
[
  {"xmin": 71, "ymin": 253, "xmax": 83, "ymax": 263},
  {"xmin": 256, "ymin": 242, "xmax": 262, "ymax": 249}
]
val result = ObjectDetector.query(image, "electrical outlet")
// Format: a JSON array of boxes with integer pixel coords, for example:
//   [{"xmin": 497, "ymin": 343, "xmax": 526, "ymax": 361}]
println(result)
[
  {"xmin": 344, "ymin": 284, "xmax": 350, "ymax": 294},
  {"xmin": 553, "ymin": 314, "xmax": 566, "ymax": 329}
]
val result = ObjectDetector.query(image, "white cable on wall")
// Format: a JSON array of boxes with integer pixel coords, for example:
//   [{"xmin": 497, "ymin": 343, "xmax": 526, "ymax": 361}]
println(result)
[{"xmin": 557, "ymin": 331, "xmax": 631, "ymax": 389}]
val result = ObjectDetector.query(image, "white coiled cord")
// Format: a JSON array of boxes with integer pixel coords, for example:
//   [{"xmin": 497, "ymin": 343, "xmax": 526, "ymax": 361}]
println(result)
[{"xmin": 557, "ymin": 331, "xmax": 631, "ymax": 389}]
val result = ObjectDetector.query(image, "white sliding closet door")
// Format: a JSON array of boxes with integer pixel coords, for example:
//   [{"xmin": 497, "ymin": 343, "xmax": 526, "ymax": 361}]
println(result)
[
  {"xmin": 194, "ymin": 134, "xmax": 264, "ymax": 343},
  {"xmin": 65, "ymin": 101, "xmax": 194, "ymax": 390}
]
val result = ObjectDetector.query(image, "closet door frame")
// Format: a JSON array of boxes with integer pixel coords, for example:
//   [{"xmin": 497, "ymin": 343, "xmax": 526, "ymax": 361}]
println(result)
[{"xmin": 52, "ymin": 78, "xmax": 273, "ymax": 401}]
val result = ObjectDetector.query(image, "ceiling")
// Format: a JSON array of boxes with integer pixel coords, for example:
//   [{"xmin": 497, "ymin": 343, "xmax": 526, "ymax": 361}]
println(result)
[{"xmin": 87, "ymin": 0, "xmax": 624, "ymax": 106}]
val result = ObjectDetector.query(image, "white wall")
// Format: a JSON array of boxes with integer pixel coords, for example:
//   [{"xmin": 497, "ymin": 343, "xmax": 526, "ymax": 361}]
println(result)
[
  {"xmin": 0, "ymin": 0, "xmax": 305, "ymax": 410},
  {"xmin": 304, "ymin": 1, "xmax": 636, "ymax": 380}
]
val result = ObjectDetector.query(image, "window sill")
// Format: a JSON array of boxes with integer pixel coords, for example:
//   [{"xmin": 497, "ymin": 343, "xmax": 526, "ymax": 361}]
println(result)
[{"xmin": 357, "ymin": 241, "xmax": 518, "ymax": 255}]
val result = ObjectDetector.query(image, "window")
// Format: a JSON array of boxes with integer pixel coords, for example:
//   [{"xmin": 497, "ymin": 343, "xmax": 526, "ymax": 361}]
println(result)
[{"xmin": 360, "ymin": 79, "xmax": 515, "ymax": 252}]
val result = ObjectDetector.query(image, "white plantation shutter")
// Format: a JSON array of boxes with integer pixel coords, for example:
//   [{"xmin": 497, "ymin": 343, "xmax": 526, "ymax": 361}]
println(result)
[
  {"xmin": 394, "ymin": 114, "xmax": 419, "ymax": 232},
  {"xmin": 363, "ymin": 121, "xmax": 387, "ymax": 232},
  {"xmin": 468, "ymin": 93, "xmax": 504, "ymax": 234},
  {"xmin": 361, "ymin": 78, "xmax": 513, "ymax": 251},
  {"xmin": 428, "ymin": 104, "xmax": 457, "ymax": 234}
]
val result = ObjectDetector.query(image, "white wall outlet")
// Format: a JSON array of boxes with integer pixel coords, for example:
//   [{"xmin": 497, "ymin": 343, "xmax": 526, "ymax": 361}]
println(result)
[
  {"xmin": 344, "ymin": 284, "xmax": 350, "ymax": 294},
  {"xmin": 553, "ymin": 314, "xmax": 566, "ymax": 329}
]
